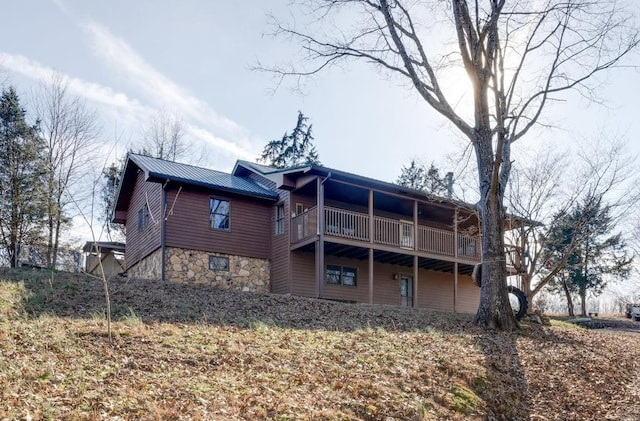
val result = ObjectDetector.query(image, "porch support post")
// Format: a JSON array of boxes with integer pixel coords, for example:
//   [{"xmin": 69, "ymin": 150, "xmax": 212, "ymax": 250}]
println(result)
[
  {"xmin": 368, "ymin": 189, "xmax": 374, "ymax": 304},
  {"xmin": 453, "ymin": 207, "xmax": 459, "ymax": 312},
  {"xmin": 316, "ymin": 177, "xmax": 325, "ymax": 298},
  {"xmin": 413, "ymin": 200, "xmax": 418, "ymax": 251},
  {"xmin": 454, "ymin": 262, "xmax": 459, "ymax": 313},
  {"xmin": 368, "ymin": 190, "xmax": 374, "ymax": 244},
  {"xmin": 413, "ymin": 255, "xmax": 419, "ymax": 308},
  {"xmin": 369, "ymin": 248, "xmax": 374, "ymax": 304}
]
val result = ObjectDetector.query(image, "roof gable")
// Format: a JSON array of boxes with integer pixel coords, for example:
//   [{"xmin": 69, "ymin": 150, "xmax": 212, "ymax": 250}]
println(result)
[
  {"xmin": 113, "ymin": 154, "xmax": 278, "ymax": 223},
  {"xmin": 129, "ymin": 154, "xmax": 277, "ymax": 199}
]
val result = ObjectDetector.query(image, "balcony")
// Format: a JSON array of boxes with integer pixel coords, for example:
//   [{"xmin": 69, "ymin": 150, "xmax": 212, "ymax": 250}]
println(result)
[{"xmin": 291, "ymin": 206, "xmax": 481, "ymax": 262}]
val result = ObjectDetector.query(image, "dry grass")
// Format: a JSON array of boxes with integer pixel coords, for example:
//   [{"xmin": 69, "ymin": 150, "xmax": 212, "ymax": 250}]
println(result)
[{"xmin": 1, "ymin": 267, "xmax": 640, "ymax": 420}]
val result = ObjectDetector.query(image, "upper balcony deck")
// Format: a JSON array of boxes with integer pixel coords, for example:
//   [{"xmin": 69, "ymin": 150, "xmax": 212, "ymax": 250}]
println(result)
[{"xmin": 291, "ymin": 206, "xmax": 481, "ymax": 264}]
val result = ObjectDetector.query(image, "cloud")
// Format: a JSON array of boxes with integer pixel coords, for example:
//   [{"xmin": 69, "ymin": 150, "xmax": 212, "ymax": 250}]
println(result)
[
  {"xmin": 0, "ymin": 47, "xmax": 258, "ymax": 164},
  {"xmin": 82, "ymin": 21, "xmax": 253, "ymax": 147}
]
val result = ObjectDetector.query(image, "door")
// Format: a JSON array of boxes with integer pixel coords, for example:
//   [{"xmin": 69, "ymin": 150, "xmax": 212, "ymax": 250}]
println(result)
[
  {"xmin": 400, "ymin": 220, "xmax": 414, "ymax": 249},
  {"xmin": 400, "ymin": 275, "xmax": 413, "ymax": 307}
]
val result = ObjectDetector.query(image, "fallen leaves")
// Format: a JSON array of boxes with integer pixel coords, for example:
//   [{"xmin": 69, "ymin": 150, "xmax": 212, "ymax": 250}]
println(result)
[{"xmin": 0, "ymin": 268, "xmax": 639, "ymax": 420}]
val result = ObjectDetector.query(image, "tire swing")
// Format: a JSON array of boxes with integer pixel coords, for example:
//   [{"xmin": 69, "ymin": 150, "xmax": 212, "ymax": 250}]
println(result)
[{"xmin": 471, "ymin": 263, "xmax": 528, "ymax": 321}]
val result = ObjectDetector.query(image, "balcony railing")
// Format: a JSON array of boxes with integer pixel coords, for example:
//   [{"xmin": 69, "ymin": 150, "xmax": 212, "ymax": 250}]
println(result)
[
  {"xmin": 291, "ymin": 206, "xmax": 318, "ymax": 243},
  {"xmin": 292, "ymin": 205, "xmax": 481, "ymax": 261}
]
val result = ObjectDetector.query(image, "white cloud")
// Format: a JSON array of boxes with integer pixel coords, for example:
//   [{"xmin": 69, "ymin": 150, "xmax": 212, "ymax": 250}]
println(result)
[
  {"xmin": 82, "ymin": 21, "xmax": 253, "ymax": 147},
  {"xmin": 0, "ymin": 52, "xmax": 148, "ymax": 113},
  {"xmin": 0, "ymin": 48, "xmax": 258, "ymax": 164}
]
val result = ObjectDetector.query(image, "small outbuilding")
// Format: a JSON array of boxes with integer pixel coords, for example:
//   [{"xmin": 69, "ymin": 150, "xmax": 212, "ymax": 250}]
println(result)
[{"xmin": 83, "ymin": 241, "xmax": 126, "ymax": 279}]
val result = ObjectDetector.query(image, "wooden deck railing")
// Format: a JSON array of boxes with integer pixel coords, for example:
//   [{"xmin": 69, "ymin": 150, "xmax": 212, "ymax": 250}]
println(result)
[
  {"xmin": 292, "ymin": 206, "xmax": 481, "ymax": 262},
  {"xmin": 325, "ymin": 207, "xmax": 369, "ymax": 241},
  {"xmin": 291, "ymin": 206, "xmax": 318, "ymax": 243}
]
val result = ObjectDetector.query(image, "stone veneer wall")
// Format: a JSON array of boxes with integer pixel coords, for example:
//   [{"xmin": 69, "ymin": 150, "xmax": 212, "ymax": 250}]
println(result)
[
  {"xmin": 165, "ymin": 247, "xmax": 270, "ymax": 293},
  {"xmin": 127, "ymin": 248, "xmax": 162, "ymax": 280}
]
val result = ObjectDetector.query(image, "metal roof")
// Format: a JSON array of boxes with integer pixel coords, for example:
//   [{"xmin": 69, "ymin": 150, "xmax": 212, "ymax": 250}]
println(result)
[{"xmin": 129, "ymin": 154, "xmax": 278, "ymax": 200}]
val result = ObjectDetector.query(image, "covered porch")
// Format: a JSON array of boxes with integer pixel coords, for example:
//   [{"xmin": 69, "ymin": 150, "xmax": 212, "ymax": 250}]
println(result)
[{"xmin": 286, "ymin": 175, "xmax": 481, "ymax": 309}]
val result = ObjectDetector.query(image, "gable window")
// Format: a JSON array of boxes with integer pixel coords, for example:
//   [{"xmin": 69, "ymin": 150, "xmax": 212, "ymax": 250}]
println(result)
[
  {"xmin": 275, "ymin": 204, "xmax": 285, "ymax": 235},
  {"xmin": 209, "ymin": 255, "xmax": 229, "ymax": 271},
  {"xmin": 210, "ymin": 198, "xmax": 230, "ymax": 230},
  {"xmin": 325, "ymin": 265, "xmax": 357, "ymax": 286},
  {"xmin": 137, "ymin": 204, "xmax": 149, "ymax": 231}
]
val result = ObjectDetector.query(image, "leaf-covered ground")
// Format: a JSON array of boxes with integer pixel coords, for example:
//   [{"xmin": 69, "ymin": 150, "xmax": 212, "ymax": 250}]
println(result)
[{"xmin": 1, "ymin": 267, "xmax": 639, "ymax": 420}]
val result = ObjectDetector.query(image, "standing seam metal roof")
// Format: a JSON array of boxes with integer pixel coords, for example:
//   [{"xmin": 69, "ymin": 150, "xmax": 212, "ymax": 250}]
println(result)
[{"xmin": 129, "ymin": 154, "xmax": 278, "ymax": 200}]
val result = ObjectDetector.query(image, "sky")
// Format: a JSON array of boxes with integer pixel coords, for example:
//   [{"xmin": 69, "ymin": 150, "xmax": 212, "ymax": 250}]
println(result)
[
  {"xmin": 2, "ymin": 1, "xmax": 639, "ymax": 180},
  {"xmin": 1, "ymin": 1, "xmax": 639, "ymax": 236}
]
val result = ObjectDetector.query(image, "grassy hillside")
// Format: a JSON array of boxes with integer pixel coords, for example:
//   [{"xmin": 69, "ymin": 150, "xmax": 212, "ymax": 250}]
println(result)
[{"xmin": 1, "ymin": 268, "xmax": 639, "ymax": 420}]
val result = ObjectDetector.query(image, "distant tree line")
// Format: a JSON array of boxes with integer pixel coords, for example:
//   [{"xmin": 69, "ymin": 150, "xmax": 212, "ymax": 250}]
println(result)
[{"xmin": 0, "ymin": 79, "xmax": 100, "ymax": 269}]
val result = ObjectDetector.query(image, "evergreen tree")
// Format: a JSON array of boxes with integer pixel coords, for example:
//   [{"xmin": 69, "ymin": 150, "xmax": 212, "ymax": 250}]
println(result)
[
  {"xmin": 101, "ymin": 160, "xmax": 126, "ymax": 241},
  {"xmin": 0, "ymin": 87, "xmax": 47, "ymax": 267},
  {"xmin": 544, "ymin": 199, "xmax": 632, "ymax": 316},
  {"xmin": 397, "ymin": 160, "xmax": 449, "ymax": 196},
  {"xmin": 259, "ymin": 111, "xmax": 320, "ymax": 168}
]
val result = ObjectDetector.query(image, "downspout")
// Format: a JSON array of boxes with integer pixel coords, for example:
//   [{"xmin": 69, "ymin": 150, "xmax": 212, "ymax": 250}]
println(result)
[{"xmin": 161, "ymin": 179, "xmax": 169, "ymax": 283}]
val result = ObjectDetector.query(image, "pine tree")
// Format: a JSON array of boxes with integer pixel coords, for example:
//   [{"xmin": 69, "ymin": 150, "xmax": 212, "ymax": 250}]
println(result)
[
  {"xmin": 101, "ymin": 160, "xmax": 126, "ymax": 240},
  {"xmin": 0, "ymin": 87, "xmax": 48, "ymax": 267},
  {"xmin": 259, "ymin": 111, "xmax": 320, "ymax": 168},
  {"xmin": 544, "ymin": 199, "xmax": 632, "ymax": 316},
  {"xmin": 397, "ymin": 160, "xmax": 449, "ymax": 196}
]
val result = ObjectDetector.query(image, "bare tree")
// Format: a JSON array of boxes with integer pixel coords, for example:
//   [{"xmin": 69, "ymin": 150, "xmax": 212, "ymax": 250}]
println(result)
[
  {"xmin": 138, "ymin": 108, "xmax": 188, "ymax": 161},
  {"xmin": 507, "ymin": 138, "xmax": 639, "ymax": 308},
  {"xmin": 263, "ymin": 0, "xmax": 639, "ymax": 330},
  {"xmin": 33, "ymin": 73, "xmax": 101, "ymax": 269}
]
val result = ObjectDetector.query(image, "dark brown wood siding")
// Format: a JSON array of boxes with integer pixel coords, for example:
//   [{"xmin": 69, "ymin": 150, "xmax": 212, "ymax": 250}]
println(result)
[
  {"xmin": 290, "ymin": 192, "xmax": 317, "ymax": 215},
  {"xmin": 456, "ymin": 275, "xmax": 480, "ymax": 314},
  {"xmin": 165, "ymin": 187, "xmax": 272, "ymax": 259},
  {"xmin": 418, "ymin": 271, "xmax": 455, "ymax": 312},
  {"xmin": 125, "ymin": 173, "xmax": 162, "ymax": 269},
  {"xmin": 243, "ymin": 172, "xmax": 291, "ymax": 294},
  {"xmin": 288, "ymin": 249, "xmax": 473, "ymax": 311},
  {"xmin": 290, "ymin": 250, "xmax": 316, "ymax": 297},
  {"xmin": 270, "ymin": 189, "xmax": 291, "ymax": 294}
]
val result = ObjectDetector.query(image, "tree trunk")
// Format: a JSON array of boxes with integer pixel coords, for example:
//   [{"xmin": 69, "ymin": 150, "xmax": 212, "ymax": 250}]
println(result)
[
  {"xmin": 562, "ymin": 279, "xmax": 575, "ymax": 317},
  {"xmin": 474, "ymin": 182, "xmax": 518, "ymax": 330},
  {"xmin": 579, "ymin": 286, "xmax": 587, "ymax": 317}
]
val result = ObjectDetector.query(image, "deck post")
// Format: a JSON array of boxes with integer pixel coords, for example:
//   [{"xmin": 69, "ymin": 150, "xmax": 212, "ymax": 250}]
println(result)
[
  {"xmin": 413, "ymin": 255, "xmax": 419, "ymax": 308},
  {"xmin": 317, "ymin": 177, "xmax": 325, "ymax": 298},
  {"xmin": 453, "ymin": 208, "xmax": 459, "ymax": 312},
  {"xmin": 369, "ymin": 190, "xmax": 374, "ymax": 244},
  {"xmin": 368, "ymin": 248, "xmax": 374, "ymax": 304},
  {"xmin": 413, "ymin": 200, "xmax": 418, "ymax": 251},
  {"xmin": 368, "ymin": 189, "xmax": 374, "ymax": 304}
]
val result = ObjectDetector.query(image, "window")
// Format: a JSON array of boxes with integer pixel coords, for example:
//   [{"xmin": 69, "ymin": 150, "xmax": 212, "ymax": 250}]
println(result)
[
  {"xmin": 325, "ymin": 265, "xmax": 357, "ymax": 286},
  {"xmin": 210, "ymin": 198, "xmax": 230, "ymax": 230},
  {"xmin": 326, "ymin": 265, "xmax": 342, "ymax": 284},
  {"xmin": 295, "ymin": 203, "xmax": 304, "ymax": 216},
  {"xmin": 137, "ymin": 204, "xmax": 149, "ymax": 231},
  {"xmin": 342, "ymin": 267, "xmax": 357, "ymax": 286},
  {"xmin": 275, "ymin": 204, "xmax": 285, "ymax": 235},
  {"xmin": 209, "ymin": 255, "xmax": 229, "ymax": 271}
]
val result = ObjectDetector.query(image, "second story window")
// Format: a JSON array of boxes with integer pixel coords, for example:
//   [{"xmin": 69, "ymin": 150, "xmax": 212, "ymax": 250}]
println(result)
[
  {"xmin": 137, "ymin": 204, "xmax": 149, "ymax": 231},
  {"xmin": 275, "ymin": 204, "xmax": 285, "ymax": 235},
  {"xmin": 210, "ymin": 198, "xmax": 230, "ymax": 230}
]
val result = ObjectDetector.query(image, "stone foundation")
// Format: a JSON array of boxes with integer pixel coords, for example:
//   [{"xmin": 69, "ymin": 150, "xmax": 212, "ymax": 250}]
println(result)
[
  {"xmin": 126, "ymin": 247, "xmax": 270, "ymax": 293},
  {"xmin": 127, "ymin": 248, "xmax": 162, "ymax": 280},
  {"xmin": 165, "ymin": 247, "xmax": 270, "ymax": 293}
]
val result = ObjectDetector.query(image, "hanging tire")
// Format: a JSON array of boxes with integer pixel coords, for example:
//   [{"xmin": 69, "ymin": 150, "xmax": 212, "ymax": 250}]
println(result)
[{"xmin": 507, "ymin": 285, "xmax": 528, "ymax": 321}]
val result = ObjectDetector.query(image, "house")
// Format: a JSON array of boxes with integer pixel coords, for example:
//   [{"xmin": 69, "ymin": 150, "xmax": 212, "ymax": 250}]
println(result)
[{"xmin": 113, "ymin": 153, "xmax": 491, "ymax": 313}]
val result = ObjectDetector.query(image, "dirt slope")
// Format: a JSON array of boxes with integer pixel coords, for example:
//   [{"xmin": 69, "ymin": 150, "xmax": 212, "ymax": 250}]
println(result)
[{"xmin": 1, "ymin": 268, "xmax": 639, "ymax": 420}]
